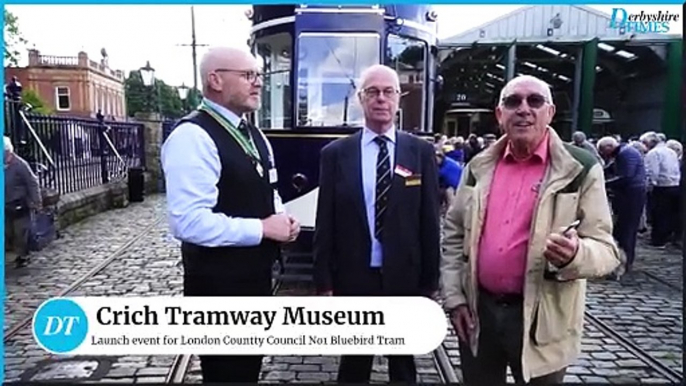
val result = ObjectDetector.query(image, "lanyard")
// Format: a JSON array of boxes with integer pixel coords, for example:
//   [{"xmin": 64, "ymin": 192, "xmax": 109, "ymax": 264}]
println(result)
[{"xmin": 198, "ymin": 101, "xmax": 264, "ymax": 177}]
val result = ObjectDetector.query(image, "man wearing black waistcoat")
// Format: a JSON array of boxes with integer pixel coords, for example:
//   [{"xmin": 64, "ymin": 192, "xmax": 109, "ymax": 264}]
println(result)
[
  {"xmin": 313, "ymin": 64, "xmax": 441, "ymax": 383},
  {"xmin": 161, "ymin": 46, "xmax": 300, "ymax": 383}
]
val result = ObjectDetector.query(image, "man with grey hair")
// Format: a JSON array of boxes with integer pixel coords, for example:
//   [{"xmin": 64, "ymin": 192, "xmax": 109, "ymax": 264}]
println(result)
[
  {"xmin": 442, "ymin": 75, "xmax": 619, "ymax": 385},
  {"xmin": 666, "ymin": 139, "xmax": 683, "ymax": 161},
  {"xmin": 597, "ymin": 136, "xmax": 646, "ymax": 272},
  {"xmin": 572, "ymin": 131, "xmax": 603, "ymax": 163},
  {"xmin": 640, "ymin": 131, "xmax": 681, "ymax": 247},
  {"xmin": 314, "ymin": 64, "xmax": 441, "ymax": 383},
  {"xmin": 161, "ymin": 46, "xmax": 299, "ymax": 382},
  {"xmin": 4, "ymin": 136, "xmax": 41, "ymax": 267}
]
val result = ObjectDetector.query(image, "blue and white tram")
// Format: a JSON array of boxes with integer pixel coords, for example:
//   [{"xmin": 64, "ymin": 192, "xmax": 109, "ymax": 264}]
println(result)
[{"xmin": 247, "ymin": 5, "xmax": 441, "ymax": 267}]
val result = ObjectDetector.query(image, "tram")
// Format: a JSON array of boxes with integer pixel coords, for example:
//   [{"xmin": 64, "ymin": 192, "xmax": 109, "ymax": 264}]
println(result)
[{"xmin": 247, "ymin": 5, "xmax": 442, "ymax": 272}]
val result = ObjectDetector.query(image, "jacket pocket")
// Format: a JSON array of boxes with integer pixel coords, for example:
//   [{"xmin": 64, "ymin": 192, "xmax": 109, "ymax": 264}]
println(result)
[
  {"xmin": 531, "ymin": 280, "xmax": 583, "ymax": 346},
  {"xmin": 551, "ymin": 192, "xmax": 579, "ymax": 231}
]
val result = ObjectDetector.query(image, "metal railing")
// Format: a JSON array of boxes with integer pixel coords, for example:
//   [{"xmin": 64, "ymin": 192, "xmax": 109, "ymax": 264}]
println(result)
[{"xmin": 4, "ymin": 97, "xmax": 146, "ymax": 196}]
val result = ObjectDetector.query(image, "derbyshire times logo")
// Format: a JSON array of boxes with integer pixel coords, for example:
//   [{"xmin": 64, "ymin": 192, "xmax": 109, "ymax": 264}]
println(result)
[
  {"xmin": 32, "ymin": 298, "xmax": 89, "ymax": 354},
  {"xmin": 610, "ymin": 8, "xmax": 680, "ymax": 34}
]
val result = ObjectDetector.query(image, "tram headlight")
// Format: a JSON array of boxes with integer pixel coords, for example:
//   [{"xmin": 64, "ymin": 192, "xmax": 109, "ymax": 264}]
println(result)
[{"xmin": 426, "ymin": 10, "xmax": 438, "ymax": 22}]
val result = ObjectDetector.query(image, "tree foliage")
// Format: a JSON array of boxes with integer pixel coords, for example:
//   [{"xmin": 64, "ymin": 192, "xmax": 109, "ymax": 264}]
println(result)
[
  {"xmin": 22, "ymin": 89, "xmax": 53, "ymax": 115},
  {"xmin": 4, "ymin": 10, "xmax": 28, "ymax": 66},
  {"xmin": 125, "ymin": 70, "xmax": 199, "ymax": 120}
]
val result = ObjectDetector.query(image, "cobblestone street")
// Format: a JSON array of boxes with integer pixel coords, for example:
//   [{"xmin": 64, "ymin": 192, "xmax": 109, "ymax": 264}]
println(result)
[{"xmin": 3, "ymin": 195, "xmax": 683, "ymax": 384}]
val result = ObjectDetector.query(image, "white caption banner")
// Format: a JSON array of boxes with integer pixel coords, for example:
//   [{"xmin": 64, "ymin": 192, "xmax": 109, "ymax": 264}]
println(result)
[{"xmin": 33, "ymin": 296, "xmax": 448, "ymax": 355}]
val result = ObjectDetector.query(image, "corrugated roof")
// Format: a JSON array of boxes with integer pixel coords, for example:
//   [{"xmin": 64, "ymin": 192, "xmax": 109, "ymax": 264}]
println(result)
[{"xmin": 439, "ymin": 5, "xmax": 680, "ymax": 45}]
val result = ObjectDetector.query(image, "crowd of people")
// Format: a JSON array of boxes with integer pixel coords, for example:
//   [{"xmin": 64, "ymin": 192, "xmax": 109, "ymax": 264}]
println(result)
[{"xmin": 434, "ymin": 124, "xmax": 683, "ymax": 277}]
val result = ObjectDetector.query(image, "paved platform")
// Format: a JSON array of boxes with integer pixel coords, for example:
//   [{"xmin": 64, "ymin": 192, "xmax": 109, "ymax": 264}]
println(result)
[{"xmin": 3, "ymin": 194, "xmax": 683, "ymax": 384}]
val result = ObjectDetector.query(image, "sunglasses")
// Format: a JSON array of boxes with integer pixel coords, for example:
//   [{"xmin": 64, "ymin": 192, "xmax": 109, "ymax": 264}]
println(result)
[{"xmin": 501, "ymin": 94, "xmax": 547, "ymax": 109}]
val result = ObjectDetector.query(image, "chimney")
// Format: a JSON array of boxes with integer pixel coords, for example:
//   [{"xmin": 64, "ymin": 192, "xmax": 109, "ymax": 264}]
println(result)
[
  {"xmin": 28, "ymin": 49, "xmax": 40, "ymax": 66},
  {"xmin": 78, "ymin": 51, "xmax": 88, "ymax": 67}
]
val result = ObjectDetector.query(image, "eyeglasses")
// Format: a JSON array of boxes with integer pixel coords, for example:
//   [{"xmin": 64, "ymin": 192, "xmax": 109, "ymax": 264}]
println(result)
[
  {"xmin": 362, "ymin": 87, "xmax": 400, "ymax": 99},
  {"xmin": 501, "ymin": 93, "xmax": 548, "ymax": 109},
  {"xmin": 214, "ymin": 69, "xmax": 262, "ymax": 83}
]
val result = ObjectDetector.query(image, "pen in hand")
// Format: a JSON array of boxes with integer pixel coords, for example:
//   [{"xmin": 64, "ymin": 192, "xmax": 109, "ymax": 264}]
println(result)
[{"xmin": 562, "ymin": 219, "xmax": 581, "ymax": 237}]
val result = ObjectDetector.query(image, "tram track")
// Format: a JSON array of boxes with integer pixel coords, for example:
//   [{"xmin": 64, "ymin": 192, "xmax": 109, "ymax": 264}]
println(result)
[
  {"xmin": 3, "ymin": 216, "xmax": 166, "ymax": 343},
  {"xmin": 165, "ymin": 278, "xmax": 461, "ymax": 384},
  {"xmin": 585, "ymin": 269, "xmax": 684, "ymax": 384},
  {"xmin": 584, "ymin": 310, "xmax": 683, "ymax": 384},
  {"xmin": 636, "ymin": 269, "xmax": 683, "ymax": 292}
]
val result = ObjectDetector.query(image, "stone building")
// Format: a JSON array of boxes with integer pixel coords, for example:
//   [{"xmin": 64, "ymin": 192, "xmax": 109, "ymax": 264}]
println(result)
[{"xmin": 5, "ymin": 49, "xmax": 127, "ymax": 120}]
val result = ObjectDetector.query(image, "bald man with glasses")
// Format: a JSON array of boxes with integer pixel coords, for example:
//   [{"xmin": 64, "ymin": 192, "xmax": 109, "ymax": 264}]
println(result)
[{"xmin": 161, "ymin": 46, "xmax": 299, "ymax": 383}]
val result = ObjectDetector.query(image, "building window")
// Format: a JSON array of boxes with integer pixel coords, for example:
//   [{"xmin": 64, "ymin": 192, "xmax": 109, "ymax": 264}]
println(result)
[{"xmin": 55, "ymin": 87, "xmax": 71, "ymax": 110}]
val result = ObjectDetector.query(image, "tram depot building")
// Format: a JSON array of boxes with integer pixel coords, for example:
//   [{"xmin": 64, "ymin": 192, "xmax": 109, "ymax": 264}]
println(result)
[{"xmin": 435, "ymin": 5, "xmax": 683, "ymax": 142}]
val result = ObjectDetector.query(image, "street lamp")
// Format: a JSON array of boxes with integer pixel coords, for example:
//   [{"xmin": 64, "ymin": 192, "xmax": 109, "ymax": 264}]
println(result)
[
  {"xmin": 177, "ymin": 83, "xmax": 190, "ymax": 114},
  {"xmin": 139, "ymin": 61, "xmax": 156, "ymax": 113},
  {"xmin": 140, "ymin": 61, "xmax": 155, "ymax": 87},
  {"xmin": 177, "ymin": 83, "xmax": 189, "ymax": 100}
]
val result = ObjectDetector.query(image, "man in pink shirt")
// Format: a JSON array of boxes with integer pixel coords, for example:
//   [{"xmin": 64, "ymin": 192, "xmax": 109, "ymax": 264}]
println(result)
[{"xmin": 440, "ymin": 75, "xmax": 620, "ymax": 385}]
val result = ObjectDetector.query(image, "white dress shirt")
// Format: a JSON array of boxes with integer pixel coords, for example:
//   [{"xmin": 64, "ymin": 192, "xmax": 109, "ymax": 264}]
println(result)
[
  {"xmin": 161, "ymin": 99, "xmax": 285, "ymax": 247},
  {"xmin": 645, "ymin": 143, "xmax": 681, "ymax": 187}
]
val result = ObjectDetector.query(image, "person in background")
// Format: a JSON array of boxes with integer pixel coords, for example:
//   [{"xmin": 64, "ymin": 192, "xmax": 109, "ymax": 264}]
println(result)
[
  {"xmin": 641, "ymin": 131, "xmax": 681, "ymax": 247},
  {"xmin": 628, "ymin": 140, "xmax": 649, "ymax": 233},
  {"xmin": 445, "ymin": 136, "xmax": 465, "ymax": 164},
  {"xmin": 679, "ymin": 156, "xmax": 685, "ymax": 248},
  {"xmin": 572, "ymin": 131, "xmax": 603, "ymax": 164},
  {"xmin": 463, "ymin": 134, "xmax": 482, "ymax": 163},
  {"xmin": 436, "ymin": 148, "xmax": 463, "ymax": 213},
  {"xmin": 483, "ymin": 133, "xmax": 497, "ymax": 148},
  {"xmin": 666, "ymin": 139, "xmax": 682, "ymax": 161},
  {"xmin": 4, "ymin": 136, "xmax": 41, "ymax": 267},
  {"xmin": 597, "ymin": 136, "xmax": 646, "ymax": 273},
  {"xmin": 665, "ymin": 139, "xmax": 683, "ymax": 247}
]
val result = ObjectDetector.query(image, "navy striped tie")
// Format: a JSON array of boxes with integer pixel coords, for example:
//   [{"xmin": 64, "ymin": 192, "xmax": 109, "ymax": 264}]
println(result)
[{"xmin": 374, "ymin": 136, "xmax": 391, "ymax": 240}]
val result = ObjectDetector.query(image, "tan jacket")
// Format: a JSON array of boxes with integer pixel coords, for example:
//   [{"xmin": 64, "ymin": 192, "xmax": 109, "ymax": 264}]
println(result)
[{"xmin": 440, "ymin": 128, "xmax": 620, "ymax": 381}]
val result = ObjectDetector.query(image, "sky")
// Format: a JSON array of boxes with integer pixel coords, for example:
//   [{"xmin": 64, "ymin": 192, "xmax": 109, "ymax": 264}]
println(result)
[{"xmin": 5, "ymin": 4, "xmax": 683, "ymax": 89}]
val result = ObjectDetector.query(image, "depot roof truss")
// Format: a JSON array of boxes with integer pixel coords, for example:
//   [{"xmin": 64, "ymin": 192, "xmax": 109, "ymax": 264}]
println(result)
[{"xmin": 438, "ymin": 38, "xmax": 671, "ymax": 105}]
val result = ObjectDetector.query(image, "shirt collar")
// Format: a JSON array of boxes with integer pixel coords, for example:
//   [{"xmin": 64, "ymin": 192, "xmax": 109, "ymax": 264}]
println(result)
[
  {"xmin": 203, "ymin": 98, "xmax": 243, "ymax": 129},
  {"xmin": 503, "ymin": 128, "xmax": 550, "ymax": 164},
  {"xmin": 362, "ymin": 126, "xmax": 397, "ymax": 146}
]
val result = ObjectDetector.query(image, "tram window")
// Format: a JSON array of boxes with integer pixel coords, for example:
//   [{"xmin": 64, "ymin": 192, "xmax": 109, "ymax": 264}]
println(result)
[
  {"xmin": 386, "ymin": 35, "xmax": 426, "ymax": 132},
  {"xmin": 296, "ymin": 33, "xmax": 380, "ymax": 127},
  {"xmin": 254, "ymin": 32, "xmax": 292, "ymax": 129}
]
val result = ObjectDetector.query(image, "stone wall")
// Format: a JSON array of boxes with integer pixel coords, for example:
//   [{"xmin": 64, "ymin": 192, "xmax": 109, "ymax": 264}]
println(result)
[{"xmin": 55, "ymin": 180, "xmax": 128, "ymax": 230}]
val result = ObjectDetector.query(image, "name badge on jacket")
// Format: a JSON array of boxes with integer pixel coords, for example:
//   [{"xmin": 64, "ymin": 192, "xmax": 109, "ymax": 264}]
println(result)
[
  {"xmin": 405, "ymin": 174, "xmax": 421, "ymax": 187},
  {"xmin": 269, "ymin": 168, "xmax": 278, "ymax": 184},
  {"xmin": 394, "ymin": 165, "xmax": 412, "ymax": 178}
]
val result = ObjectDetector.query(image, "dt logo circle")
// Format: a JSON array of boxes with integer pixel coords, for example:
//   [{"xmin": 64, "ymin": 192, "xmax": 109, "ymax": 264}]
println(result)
[{"xmin": 32, "ymin": 298, "xmax": 88, "ymax": 354}]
